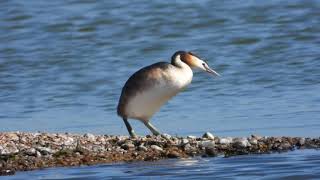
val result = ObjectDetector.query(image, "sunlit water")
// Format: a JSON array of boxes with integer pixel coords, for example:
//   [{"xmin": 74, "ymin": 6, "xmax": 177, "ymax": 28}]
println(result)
[{"xmin": 1, "ymin": 0, "xmax": 320, "ymax": 179}]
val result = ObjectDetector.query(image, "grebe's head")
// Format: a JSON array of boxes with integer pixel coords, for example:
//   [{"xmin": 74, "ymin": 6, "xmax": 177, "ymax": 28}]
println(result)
[{"xmin": 171, "ymin": 51, "xmax": 220, "ymax": 76}]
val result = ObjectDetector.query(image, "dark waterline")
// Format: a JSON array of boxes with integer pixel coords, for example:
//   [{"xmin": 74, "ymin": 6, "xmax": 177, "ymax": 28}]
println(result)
[
  {"xmin": 1, "ymin": 0, "xmax": 320, "ymax": 178},
  {"xmin": 3, "ymin": 150, "xmax": 320, "ymax": 180}
]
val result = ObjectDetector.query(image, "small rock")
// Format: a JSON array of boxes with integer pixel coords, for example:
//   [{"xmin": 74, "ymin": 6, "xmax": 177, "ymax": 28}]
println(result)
[
  {"xmin": 138, "ymin": 145, "xmax": 148, "ymax": 151},
  {"xmin": 187, "ymin": 135, "xmax": 197, "ymax": 139},
  {"xmin": 84, "ymin": 133, "xmax": 95, "ymax": 141},
  {"xmin": 251, "ymin": 134, "xmax": 263, "ymax": 140},
  {"xmin": 161, "ymin": 133, "xmax": 171, "ymax": 140},
  {"xmin": 63, "ymin": 137, "xmax": 74, "ymax": 146},
  {"xmin": 233, "ymin": 138, "xmax": 251, "ymax": 148},
  {"xmin": 1, "ymin": 145, "xmax": 19, "ymax": 155},
  {"xmin": 219, "ymin": 137, "xmax": 233, "ymax": 145},
  {"xmin": 181, "ymin": 139, "xmax": 189, "ymax": 144},
  {"xmin": 202, "ymin": 132, "xmax": 215, "ymax": 140},
  {"xmin": 275, "ymin": 137, "xmax": 282, "ymax": 143},
  {"xmin": 36, "ymin": 147, "xmax": 54, "ymax": 155},
  {"xmin": 298, "ymin": 138, "xmax": 305, "ymax": 146},
  {"xmin": 249, "ymin": 138, "xmax": 258, "ymax": 145},
  {"xmin": 25, "ymin": 148, "xmax": 37, "ymax": 156},
  {"xmin": 184, "ymin": 144, "xmax": 193, "ymax": 151},
  {"xmin": 7, "ymin": 133, "xmax": 19, "ymax": 141},
  {"xmin": 205, "ymin": 147, "xmax": 218, "ymax": 157},
  {"xmin": 121, "ymin": 143, "xmax": 135, "ymax": 150},
  {"xmin": 279, "ymin": 142, "xmax": 292, "ymax": 150},
  {"xmin": 36, "ymin": 151, "xmax": 42, "ymax": 157},
  {"xmin": 0, "ymin": 169, "xmax": 15, "ymax": 176},
  {"xmin": 167, "ymin": 151, "xmax": 180, "ymax": 158},
  {"xmin": 151, "ymin": 145, "xmax": 163, "ymax": 152},
  {"xmin": 201, "ymin": 140, "xmax": 215, "ymax": 148},
  {"xmin": 20, "ymin": 136, "xmax": 28, "ymax": 143}
]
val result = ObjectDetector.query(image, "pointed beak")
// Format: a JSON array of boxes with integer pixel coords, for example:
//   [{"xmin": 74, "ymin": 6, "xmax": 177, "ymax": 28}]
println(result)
[{"xmin": 205, "ymin": 66, "xmax": 220, "ymax": 76}]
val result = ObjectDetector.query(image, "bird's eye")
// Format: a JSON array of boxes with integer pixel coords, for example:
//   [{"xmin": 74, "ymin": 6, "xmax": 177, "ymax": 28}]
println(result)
[{"xmin": 202, "ymin": 63, "xmax": 206, "ymax": 67}]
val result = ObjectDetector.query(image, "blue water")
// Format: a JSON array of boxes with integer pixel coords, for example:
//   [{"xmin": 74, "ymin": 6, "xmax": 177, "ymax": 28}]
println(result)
[
  {"xmin": 1, "ymin": 0, "xmax": 320, "ymax": 179},
  {"xmin": 3, "ymin": 150, "xmax": 320, "ymax": 180}
]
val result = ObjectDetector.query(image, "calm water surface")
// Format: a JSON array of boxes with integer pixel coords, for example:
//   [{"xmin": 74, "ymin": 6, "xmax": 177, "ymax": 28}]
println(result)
[{"xmin": 1, "ymin": 0, "xmax": 320, "ymax": 179}]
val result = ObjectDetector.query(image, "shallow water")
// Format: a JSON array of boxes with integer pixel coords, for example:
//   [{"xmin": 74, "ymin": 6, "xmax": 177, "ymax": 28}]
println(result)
[
  {"xmin": 1, "ymin": 0, "xmax": 320, "ymax": 178},
  {"xmin": 3, "ymin": 150, "xmax": 320, "ymax": 180}
]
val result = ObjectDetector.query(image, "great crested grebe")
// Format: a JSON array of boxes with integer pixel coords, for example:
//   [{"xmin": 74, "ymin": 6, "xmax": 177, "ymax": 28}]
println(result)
[{"xmin": 117, "ymin": 51, "xmax": 220, "ymax": 137}]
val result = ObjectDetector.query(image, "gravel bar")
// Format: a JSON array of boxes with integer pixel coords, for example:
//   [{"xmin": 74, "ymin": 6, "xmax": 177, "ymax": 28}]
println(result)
[{"xmin": 1, "ymin": 132, "xmax": 319, "ymax": 176}]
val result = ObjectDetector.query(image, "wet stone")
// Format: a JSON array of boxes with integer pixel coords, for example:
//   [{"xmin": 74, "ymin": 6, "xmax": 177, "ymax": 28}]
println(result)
[
  {"xmin": 205, "ymin": 147, "xmax": 218, "ymax": 157},
  {"xmin": 167, "ymin": 151, "xmax": 180, "ymax": 158}
]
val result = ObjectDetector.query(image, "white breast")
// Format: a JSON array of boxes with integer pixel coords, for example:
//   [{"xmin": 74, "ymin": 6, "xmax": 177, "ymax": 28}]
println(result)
[{"xmin": 125, "ymin": 66, "xmax": 193, "ymax": 122}]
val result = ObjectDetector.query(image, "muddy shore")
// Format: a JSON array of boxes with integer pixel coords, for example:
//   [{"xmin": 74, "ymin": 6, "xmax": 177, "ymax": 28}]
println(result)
[{"xmin": 0, "ymin": 132, "xmax": 319, "ymax": 176}]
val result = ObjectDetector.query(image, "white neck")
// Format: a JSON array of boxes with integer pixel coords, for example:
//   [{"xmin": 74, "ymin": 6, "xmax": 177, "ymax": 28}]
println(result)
[{"xmin": 172, "ymin": 55, "xmax": 191, "ymax": 70}]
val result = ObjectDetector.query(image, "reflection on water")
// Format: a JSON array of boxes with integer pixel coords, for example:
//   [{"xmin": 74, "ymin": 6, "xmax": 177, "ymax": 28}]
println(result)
[
  {"xmin": 4, "ymin": 150, "xmax": 320, "ymax": 179},
  {"xmin": 1, "ymin": 0, "xmax": 320, "ymax": 178}
]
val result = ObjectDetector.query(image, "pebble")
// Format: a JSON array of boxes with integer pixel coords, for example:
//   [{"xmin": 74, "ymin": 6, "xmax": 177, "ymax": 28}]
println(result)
[
  {"xmin": 161, "ymin": 134, "xmax": 171, "ymax": 140},
  {"xmin": 201, "ymin": 140, "xmax": 215, "ymax": 148},
  {"xmin": 298, "ymin": 138, "xmax": 305, "ymax": 146},
  {"xmin": 205, "ymin": 147, "xmax": 218, "ymax": 157},
  {"xmin": 63, "ymin": 137, "xmax": 74, "ymax": 146},
  {"xmin": 7, "ymin": 133, "xmax": 19, "ymax": 142},
  {"xmin": 233, "ymin": 138, "xmax": 251, "ymax": 148},
  {"xmin": 202, "ymin": 132, "xmax": 215, "ymax": 140},
  {"xmin": 249, "ymin": 138, "xmax": 258, "ymax": 145},
  {"xmin": 84, "ymin": 133, "xmax": 96, "ymax": 141},
  {"xmin": 138, "ymin": 145, "xmax": 148, "ymax": 151},
  {"xmin": 36, "ymin": 151, "xmax": 42, "ymax": 157},
  {"xmin": 187, "ymin": 135, "xmax": 197, "ymax": 139},
  {"xmin": 251, "ymin": 134, "xmax": 263, "ymax": 140},
  {"xmin": 151, "ymin": 145, "xmax": 163, "ymax": 152},
  {"xmin": 181, "ymin": 139, "xmax": 189, "ymax": 144},
  {"xmin": 219, "ymin": 137, "xmax": 233, "ymax": 145},
  {"xmin": 36, "ymin": 147, "xmax": 54, "ymax": 155},
  {"xmin": 0, "ymin": 145, "xmax": 19, "ymax": 155},
  {"xmin": 121, "ymin": 143, "xmax": 135, "ymax": 150},
  {"xmin": 25, "ymin": 148, "xmax": 37, "ymax": 156},
  {"xmin": 1, "ymin": 132, "xmax": 320, "ymax": 176},
  {"xmin": 168, "ymin": 151, "xmax": 180, "ymax": 158}
]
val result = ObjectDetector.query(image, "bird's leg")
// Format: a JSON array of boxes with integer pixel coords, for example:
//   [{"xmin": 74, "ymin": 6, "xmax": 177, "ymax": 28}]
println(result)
[
  {"xmin": 122, "ymin": 118, "xmax": 137, "ymax": 138},
  {"xmin": 143, "ymin": 121, "xmax": 161, "ymax": 136}
]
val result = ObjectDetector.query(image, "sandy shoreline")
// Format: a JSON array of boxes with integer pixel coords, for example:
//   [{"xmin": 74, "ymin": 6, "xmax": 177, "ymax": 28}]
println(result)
[{"xmin": 0, "ymin": 132, "xmax": 319, "ymax": 176}]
